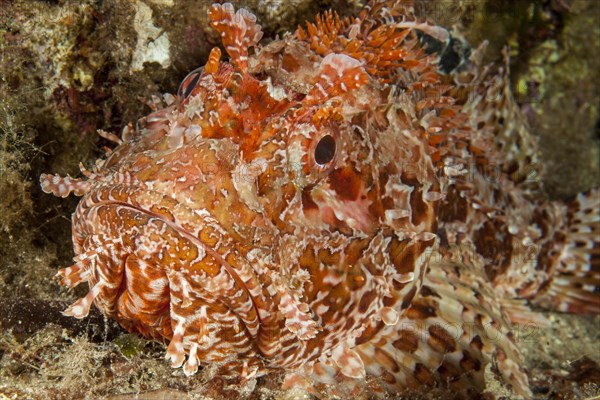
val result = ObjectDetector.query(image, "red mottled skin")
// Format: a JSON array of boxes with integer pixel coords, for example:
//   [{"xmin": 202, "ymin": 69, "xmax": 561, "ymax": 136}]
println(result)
[{"xmin": 41, "ymin": 1, "xmax": 599, "ymax": 397}]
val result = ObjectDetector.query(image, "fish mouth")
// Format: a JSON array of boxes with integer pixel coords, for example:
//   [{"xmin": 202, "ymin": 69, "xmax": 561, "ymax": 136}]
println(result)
[{"xmin": 61, "ymin": 182, "xmax": 271, "ymax": 370}]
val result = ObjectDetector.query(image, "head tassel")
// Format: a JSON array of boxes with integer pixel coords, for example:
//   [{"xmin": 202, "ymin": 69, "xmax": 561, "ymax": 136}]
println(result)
[{"xmin": 208, "ymin": 3, "xmax": 263, "ymax": 74}]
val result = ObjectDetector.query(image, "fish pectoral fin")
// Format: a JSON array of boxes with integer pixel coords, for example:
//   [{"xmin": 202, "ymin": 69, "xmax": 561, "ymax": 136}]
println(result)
[{"xmin": 353, "ymin": 258, "xmax": 533, "ymax": 398}]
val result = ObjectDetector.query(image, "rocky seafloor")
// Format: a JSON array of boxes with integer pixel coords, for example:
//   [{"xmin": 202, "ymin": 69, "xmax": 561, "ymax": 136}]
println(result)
[{"xmin": 0, "ymin": 0, "xmax": 598, "ymax": 399}]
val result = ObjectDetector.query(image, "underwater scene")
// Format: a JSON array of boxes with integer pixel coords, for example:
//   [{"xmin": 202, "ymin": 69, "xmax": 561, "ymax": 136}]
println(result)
[{"xmin": 1, "ymin": 1, "xmax": 599, "ymax": 399}]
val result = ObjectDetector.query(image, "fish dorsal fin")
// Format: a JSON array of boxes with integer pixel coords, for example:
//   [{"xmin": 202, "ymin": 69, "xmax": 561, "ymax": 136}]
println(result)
[{"xmin": 296, "ymin": 0, "xmax": 445, "ymax": 82}]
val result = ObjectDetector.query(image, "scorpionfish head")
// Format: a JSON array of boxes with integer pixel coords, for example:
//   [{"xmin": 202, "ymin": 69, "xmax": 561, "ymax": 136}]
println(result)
[{"xmin": 40, "ymin": 2, "xmax": 452, "ymax": 378}]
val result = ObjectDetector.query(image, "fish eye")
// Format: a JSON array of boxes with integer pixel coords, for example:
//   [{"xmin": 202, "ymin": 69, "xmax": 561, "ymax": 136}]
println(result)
[
  {"xmin": 314, "ymin": 135, "xmax": 336, "ymax": 165},
  {"xmin": 177, "ymin": 67, "xmax": 204, "ymax": 100}
]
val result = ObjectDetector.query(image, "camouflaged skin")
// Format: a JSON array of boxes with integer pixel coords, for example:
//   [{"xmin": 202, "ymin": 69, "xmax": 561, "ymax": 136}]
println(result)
[{"xmin": 40, "ymin": 1, "xmax": 599, "ymax": 398}]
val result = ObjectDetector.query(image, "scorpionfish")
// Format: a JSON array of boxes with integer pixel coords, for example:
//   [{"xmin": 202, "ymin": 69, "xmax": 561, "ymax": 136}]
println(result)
[{"xmin": 40, "ymin": 1, "xmax": 599, "ymax": 397}]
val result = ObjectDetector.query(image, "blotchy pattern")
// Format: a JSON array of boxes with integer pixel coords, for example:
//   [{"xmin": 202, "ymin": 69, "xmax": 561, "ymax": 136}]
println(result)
[{"xmin": 40, "ymin": 1, "xmax": 599, "ymax": 398}]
